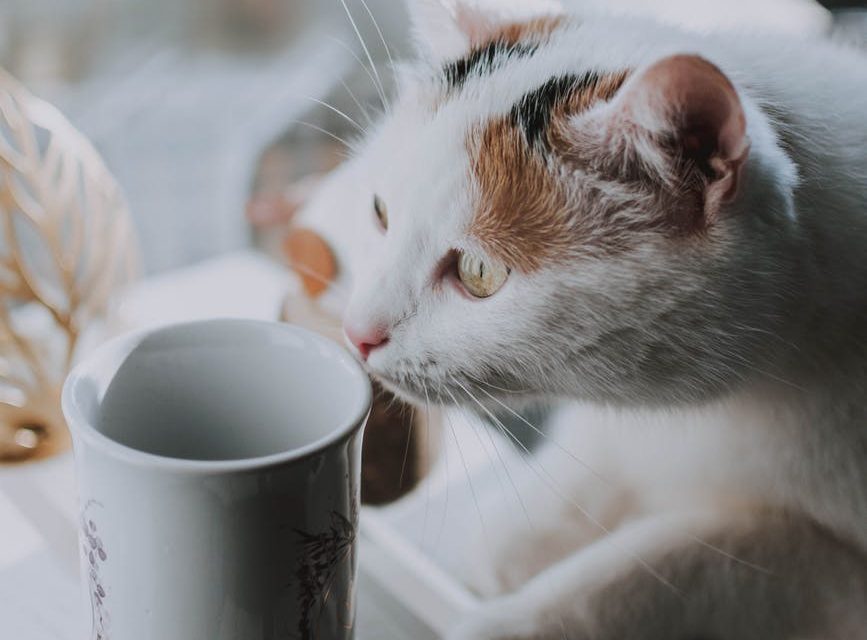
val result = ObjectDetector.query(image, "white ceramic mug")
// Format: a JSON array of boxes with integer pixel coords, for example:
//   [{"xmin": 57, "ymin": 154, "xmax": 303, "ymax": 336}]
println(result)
[{"xmin": 62, "ymin": 319, "xmax": 372, "ymax": 640}]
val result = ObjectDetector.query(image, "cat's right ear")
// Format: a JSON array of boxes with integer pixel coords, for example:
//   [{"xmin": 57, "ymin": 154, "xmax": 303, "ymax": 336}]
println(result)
[
  {"xmin": 404, "ymin": 0, "xmax": 563, "ymax": 63},
  {"xmin": 587, "ymin": 54, "xmax": 750, "ymax": 228}
]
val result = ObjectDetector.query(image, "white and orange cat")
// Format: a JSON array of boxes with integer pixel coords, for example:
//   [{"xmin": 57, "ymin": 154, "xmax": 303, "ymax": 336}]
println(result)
[{"xmin": 296, "ymin": 1, "xmax": 867, "ymax": 638}]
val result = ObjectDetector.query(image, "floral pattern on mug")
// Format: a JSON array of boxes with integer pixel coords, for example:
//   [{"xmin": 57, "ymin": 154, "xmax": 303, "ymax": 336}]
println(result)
[
  {"xmin": 294, "ymin": 505, "xmax": 357, "ymax": 640},
  {"xmin": 81, "ymin": 500, "xmax": 110, "ymax": 640}
]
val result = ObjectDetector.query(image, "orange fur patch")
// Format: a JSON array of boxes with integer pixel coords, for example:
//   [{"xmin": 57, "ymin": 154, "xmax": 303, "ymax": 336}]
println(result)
[
  {"xmin": 470, "ymin": 71, "xmax": 632, "ymax": 271},
  {"xmin": 471, "ymin": 118, "xmax": 572, "ymax": 272},
  {"xmin": 283, "ymin": 227, "xmax": 337, "ymax": 298}
]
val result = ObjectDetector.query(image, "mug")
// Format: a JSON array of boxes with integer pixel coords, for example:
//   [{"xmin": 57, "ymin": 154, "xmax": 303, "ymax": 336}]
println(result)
[{"xmin": 62, "ymin": 319, "xmax": 372, "ymax": 640}]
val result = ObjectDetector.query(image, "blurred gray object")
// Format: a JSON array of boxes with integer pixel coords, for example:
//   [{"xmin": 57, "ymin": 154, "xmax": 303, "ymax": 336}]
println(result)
[{"xmin": 58, "ymin": 37, "xmax": 353, "ymax": 273}]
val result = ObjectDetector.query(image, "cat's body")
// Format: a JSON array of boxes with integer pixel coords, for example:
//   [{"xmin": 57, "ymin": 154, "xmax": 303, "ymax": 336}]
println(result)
[{"xmin": 297, "ymin": 3, "xmax": 867, "ymax": 637}]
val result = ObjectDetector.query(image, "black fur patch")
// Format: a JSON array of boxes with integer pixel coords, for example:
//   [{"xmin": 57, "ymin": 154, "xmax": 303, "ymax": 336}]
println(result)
[
  {"xmin": 443, "ymin": 40, "xmax": 539, "ymax": 91},
  {"xmin": 510, "ymin": 71, "xmax": 606, "ymax": 149}
]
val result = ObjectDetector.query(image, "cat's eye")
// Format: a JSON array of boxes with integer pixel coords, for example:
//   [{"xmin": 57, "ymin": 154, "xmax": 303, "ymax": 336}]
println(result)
[
  {"xmin": 373, "ymin": 194, "xmax": 388, "ymax": 231},
  {"xmin": 456, "ymin": 251, "xmax": 510, "ymax": 298}
]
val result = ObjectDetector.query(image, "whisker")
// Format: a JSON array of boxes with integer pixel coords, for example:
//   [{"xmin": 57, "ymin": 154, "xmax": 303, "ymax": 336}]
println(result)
[
  {"xmin": 687, "ymin": 533, "xmax": 774, "ymax": 575},
  {"xmin": 443, "ymin": 404, "xmax": 491, "ymax": 552},
  {"xmin": 473, "ymin": 385, "xmax": 611, "ymax": 487},
  {"xmin": 434, "ymin": 383, "xmax": 451, "ymax": 549},
  {"xmin": 357, "ymin": 0, "xmax": 396, "ymax": 76},
  {"xmin": 452, "ymin": 380, "xmax": 684, "ymax": 599},
  {"xmin": 466, "ymin": 371, "xmax": 530, "ymax": 394},
  {"xmin": 338, "ymin": 0, "xmax": 389, "ymax": 109},
  {"xmin": 385, "ymin": 392, "xmax": 405, "ymax": 416},
  {"xmin": 304, "ymin": 95, "xmax": 366, "ymax": 134},
  {"xmin": 421, "ymin": 383, "xmax": 433, "ymax": 546},
  {"xmin": 398, "ymin": 404, "xmax": 417, "ymax": 490},
  {"xmin": 327, "ymin": 36, "xmax": 389, "ymax": 112},
  {"xmin": 291, "ymin": 120, "xmax": 357, "ymax": 151},
  {"xmin": 452, "ymin": 387, "xmax": 508, "ymax": 500},
  {"xmin": 448, "ymin": 383, "xmax": 536, "ymax": 534},
  {"xmin": 339, "ymin": 78, "xmax": 376, "ymax": 126}
]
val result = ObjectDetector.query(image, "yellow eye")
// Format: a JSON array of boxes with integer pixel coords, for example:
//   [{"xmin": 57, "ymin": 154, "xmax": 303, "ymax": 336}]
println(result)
[
  {"xmin": 373, "ymin": 194, "xmax": 388, "ymax": 230},
  {"xmin": 457, "ymin": 251, "xmax": 510, "ymax": 298}
]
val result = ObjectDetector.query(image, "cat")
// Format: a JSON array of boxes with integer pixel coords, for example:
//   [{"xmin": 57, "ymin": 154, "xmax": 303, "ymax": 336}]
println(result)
[{"xmin": 295, "ymin": 1, "xmax": 867, "ymax": 638}]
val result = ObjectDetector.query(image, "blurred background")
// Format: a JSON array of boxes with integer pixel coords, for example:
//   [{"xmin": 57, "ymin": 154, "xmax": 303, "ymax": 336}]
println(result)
[
  {"xmin": 0, "ymin": 0, "xmax": 410, "ymax": 275},
  {"xmin": 0, "ymin": 0, "xmax": 863, "ymax": 276}
]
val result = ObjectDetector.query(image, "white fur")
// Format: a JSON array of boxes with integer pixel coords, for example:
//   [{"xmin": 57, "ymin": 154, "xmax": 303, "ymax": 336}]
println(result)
[{"xmin": 297, "ymin": 3, "xmax": 867, "ymax": 637}]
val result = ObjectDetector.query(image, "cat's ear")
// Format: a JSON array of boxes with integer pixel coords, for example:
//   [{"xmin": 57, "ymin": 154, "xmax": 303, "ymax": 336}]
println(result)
[
  {"xmin": 600, "ymin": 54, "xmax": 750, "ymax": 225},
  {"xmin": 404, "ymin": 0, "xmax": 564, "ymax": 63}
]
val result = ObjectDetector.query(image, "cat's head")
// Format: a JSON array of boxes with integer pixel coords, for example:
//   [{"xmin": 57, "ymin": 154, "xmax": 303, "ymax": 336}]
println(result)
[{"xmin": 303, "ymin": 0, "xmax": 802, "ymax": 407}]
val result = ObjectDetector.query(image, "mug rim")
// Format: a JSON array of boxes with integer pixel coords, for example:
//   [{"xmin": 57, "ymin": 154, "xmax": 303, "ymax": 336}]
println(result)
[{"xmin": 61, "ymin": 318, "xmax": 372, "ymax": 475}]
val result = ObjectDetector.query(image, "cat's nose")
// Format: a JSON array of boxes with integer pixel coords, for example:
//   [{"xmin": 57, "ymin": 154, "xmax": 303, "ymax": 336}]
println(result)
[{"xmin": 344, "ymin": 322, "xmax": 389, "ymax": 360}]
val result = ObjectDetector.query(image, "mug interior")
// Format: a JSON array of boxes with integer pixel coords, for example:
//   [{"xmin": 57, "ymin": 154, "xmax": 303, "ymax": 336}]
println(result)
[{"xmin": 66, "ymin": 320, "xmax": 370, "ymax": 462}]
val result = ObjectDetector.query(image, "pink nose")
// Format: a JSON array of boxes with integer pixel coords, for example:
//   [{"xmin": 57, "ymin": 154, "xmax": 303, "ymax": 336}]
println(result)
[{"xmin": 344, "ymin": 323, "xmax": 389, "ymax": 360}]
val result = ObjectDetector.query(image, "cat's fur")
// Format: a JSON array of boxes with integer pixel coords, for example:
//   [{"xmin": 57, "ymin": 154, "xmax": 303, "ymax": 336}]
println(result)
[{"xmin": 297, "ymin": 2, "xmax": 867, "ymax": 637}]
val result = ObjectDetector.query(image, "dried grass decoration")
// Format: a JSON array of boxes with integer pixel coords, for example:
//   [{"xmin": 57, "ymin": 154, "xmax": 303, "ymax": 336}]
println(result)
[{"xmin": 0, "ymin": 67, "xmax": 138, "ymax": 463}]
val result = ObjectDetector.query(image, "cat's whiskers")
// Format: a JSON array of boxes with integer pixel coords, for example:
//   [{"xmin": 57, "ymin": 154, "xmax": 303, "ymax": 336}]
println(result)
[
  {"xmin": 303, "ymin": 96, "xmax": 366, "ymax": 134},
  {"xmin": 466, "ymin": 371, "xmax": 531, "ymax": 394},
  {"xmin": 398, "ymin": 404, "xmax": 417, "ymax": 490},
  {"xmin": 450, "ymin": 384, "xmax": 509, "ymax": 500},
  {"xmin": 452, "ymin": 378, "xmax": 685, "ymax": 599},
  {"xmin": 338, "ymin": 0, "xmax": 389, "ymax": 110},
  {"xmin": 384, "ymin": 390, "xmax": 404, "ymax": 416},
  {"xmin": 443, "ymin": 398, "xmax": 492, "ymax": 559},
  {"xmin": 421, "ymin": 383, "xmax": 434, "ymax": 546},
  {"xmin": 476, "ymin": 380, "xmax": 772, "ymax": 577},
  {"xmin": 339, "ymin": 78, "xmax": 376, "ymax": 127},
  {"xmin": 686, "ymin": 534, "xmax": 773, "ymax": 575},
  {"xmin": 473, "ymin": 402, "xmax": 524, "ymax": 509},
  {"xmin": 471, "ymin": 383, "xmax": 612, "ymax": 487},
  {"xmin": 465, "ymin": 378, "xmax": 773, "ymax": 583},
  {"xmin": 327, "ymin": 36, "xmax": 390, "ymax": 114},
  {"xmin": 433, "ymin": 381, "xmax": 451, "ymax": 549},
  {"xmin": 455, "ymin": 382, "xmax": 569, "ymax": 636},
  {"xmin": 291, "ymin": 120, "xmax": 357, "ymax": 153},
  {"xmin": 357, "ymin": 0, "xmax": 396, "ymax": 79},
  {"xmin": 446, "ymin": 385, "xmax": 537, "ymax": 535}
]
